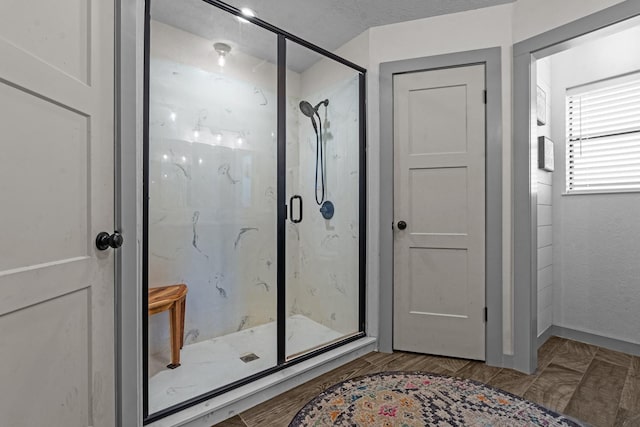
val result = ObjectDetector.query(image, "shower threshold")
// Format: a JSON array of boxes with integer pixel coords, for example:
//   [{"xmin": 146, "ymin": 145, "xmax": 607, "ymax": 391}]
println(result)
[{"xmin": 148, "ymin": 314, "xmax": 344, "ymax": 414}]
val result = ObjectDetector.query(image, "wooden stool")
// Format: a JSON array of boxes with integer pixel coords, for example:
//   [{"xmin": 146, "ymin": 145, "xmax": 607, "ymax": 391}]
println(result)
[{"xmin": 148, "ymin": 284, "xmax": 188, "ymax": 369}]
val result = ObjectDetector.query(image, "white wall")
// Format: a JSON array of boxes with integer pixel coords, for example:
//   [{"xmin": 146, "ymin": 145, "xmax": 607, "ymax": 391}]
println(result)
[
  {"xmin": 549, "ymin": 24, "xmax": 640, "ymax": 344},
  {"xmin": 536, "ymin": 57, "xmax": 554, "ymax": 337},
  {"xmin": 513, "ymin": 0, "xmax": 629, "ymax": 42}
]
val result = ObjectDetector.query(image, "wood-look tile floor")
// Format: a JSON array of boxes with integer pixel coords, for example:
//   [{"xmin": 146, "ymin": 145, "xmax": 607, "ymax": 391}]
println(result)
[{"xmin": 213, "ymin": 337, "xmax": 640, "ymax": 427}]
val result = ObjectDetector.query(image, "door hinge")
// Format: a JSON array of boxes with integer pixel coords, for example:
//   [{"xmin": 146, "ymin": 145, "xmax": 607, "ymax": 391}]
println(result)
[
  {"xmin": 483, "ymin": 307, "xmax": 488, "ymax": 322},
  {"xmin": 483, "ymin": 90, "xmax": 487, "ymax": 104}
]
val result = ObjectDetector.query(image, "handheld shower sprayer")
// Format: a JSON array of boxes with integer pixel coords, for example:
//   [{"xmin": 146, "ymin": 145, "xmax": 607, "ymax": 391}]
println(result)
[
  {"xmin": 299, "ymin": 100, "xmax": 318, "ymax": 133},
  {"xmin": 299, "ymin": 99, "xmax": 329, "ymax": 134},
  {"xmin": 298, "ymin": 99, "xmax": 332, "ymax": 215},
  {"xmin": 299, "ymin": 99, "xmax": 329, "ymax": 116}
]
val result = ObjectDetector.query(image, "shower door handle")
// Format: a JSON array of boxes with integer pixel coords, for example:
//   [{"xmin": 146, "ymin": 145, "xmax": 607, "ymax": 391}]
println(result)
[{"xmin": 289, "ymin": 195, "xmax": 303, "ymax": 223}]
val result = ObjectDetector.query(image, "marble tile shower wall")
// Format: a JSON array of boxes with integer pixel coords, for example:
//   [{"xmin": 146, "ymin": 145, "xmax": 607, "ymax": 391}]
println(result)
[
  {"xmin": 289, "ymin": 76, "xmax": 361, "ymax": 335},
  {"xmin": 147, "ymin": 22, "xmax": 361, "ymax": 356},
  {"xmin": 148, "ymin": 58, "xmax": 284, "ymax": 354}
]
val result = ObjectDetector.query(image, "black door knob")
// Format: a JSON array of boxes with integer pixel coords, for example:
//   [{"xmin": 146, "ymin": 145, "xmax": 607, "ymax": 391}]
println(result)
[
  {"xmin": 96, "ymin": 231, "xmax": 124, "ymax": 250},
  {"xmin": 397, "ymin": 221, "xmax": 407, "ymax": 230}
]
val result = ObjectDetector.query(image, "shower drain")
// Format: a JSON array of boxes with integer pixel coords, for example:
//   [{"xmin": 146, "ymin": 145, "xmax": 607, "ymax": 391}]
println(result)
[{"xmin": 239, "ymin": 353, "xmax": 260, "ymax": 363}]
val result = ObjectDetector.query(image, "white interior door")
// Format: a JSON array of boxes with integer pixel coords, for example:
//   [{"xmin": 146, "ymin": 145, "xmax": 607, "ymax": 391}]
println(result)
[
  {"xmin": 393, "ymin": 65, "xmax": 486, "ymax": 360},
  {"xmin": 0, "ymin": 1, "xmax": 115, "ymax": 426}
]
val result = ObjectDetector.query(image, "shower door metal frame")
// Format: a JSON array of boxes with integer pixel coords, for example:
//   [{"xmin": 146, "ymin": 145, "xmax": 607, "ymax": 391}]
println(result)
[{"xmin": 141, "ymin": 0, "xmax": 367, "ymax": 423}]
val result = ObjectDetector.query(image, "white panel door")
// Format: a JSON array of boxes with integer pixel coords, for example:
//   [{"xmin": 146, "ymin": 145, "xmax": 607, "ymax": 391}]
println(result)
[
  {"xmin": 393, "ymin": 65, "xmax": 486, "ymax": 360},
  {"xmin": 0, "ymin": 1, "xmax": 115, "ymax": 426}
]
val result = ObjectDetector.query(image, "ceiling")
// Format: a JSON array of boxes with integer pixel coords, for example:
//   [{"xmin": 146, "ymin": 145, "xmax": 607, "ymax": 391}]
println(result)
[{"xmin": 153, "ymin": 0, "xmax": 514, "ymax": 72}]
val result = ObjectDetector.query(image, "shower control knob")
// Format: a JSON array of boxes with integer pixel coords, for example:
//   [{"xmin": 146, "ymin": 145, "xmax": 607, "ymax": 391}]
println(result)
[
  {"xmin": 96, "ymin": 231, "xmax": 124, "ymax": 250},
  {"xmin": 397, "ymin": 221, "xmax": 407, "ymax": 230}
]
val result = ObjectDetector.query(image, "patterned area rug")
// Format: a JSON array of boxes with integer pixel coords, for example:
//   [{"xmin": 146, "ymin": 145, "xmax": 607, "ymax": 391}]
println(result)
[{"xmin": 290, "ymin": 372, "xmax": 583, "ymax": 426}]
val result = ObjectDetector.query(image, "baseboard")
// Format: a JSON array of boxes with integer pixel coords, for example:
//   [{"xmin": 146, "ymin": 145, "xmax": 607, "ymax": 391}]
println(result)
[
  {"xmin": 537, "ymin": 326, "xmax": 555, "ymax": 349},
  {"xmin": 148, "ymin": 336, "xmax": 377, "ymax": 427},
  {"xmin": 497, "ymin": 354, "xmax": 516, "ymax": 370},
  {"xmin": 546, "ymin": 325, "xmax": 640, "ymax": 356}
]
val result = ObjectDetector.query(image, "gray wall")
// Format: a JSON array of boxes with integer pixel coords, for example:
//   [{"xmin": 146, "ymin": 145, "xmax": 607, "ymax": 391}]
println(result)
[{"xmin": 549, "ymin": 24, "xmax": 640, "ymax": 345}]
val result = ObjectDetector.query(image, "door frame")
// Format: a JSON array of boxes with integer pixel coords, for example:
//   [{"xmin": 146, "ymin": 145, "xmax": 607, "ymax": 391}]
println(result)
[
  {"xmin": 512, "ymin": 0, "xmax": 640, "ymax": 374},
  {"xmin": 378, "ymin": 48, "xmax": 504, "ymax": 367},
  {"xmin": 117, "ymin": 0, "xmax": 145, "ymax": 425}
]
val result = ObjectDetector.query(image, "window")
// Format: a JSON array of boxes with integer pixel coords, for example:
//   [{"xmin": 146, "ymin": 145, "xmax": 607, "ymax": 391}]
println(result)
[{"xmin": 566, "ymin": 72, "xmax": 640, "ymax": 193}]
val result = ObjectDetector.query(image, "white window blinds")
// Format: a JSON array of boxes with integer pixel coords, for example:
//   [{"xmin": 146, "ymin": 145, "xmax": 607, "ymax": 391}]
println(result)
[{"xmin": 566, "ymin": 72, "xmax": 640, "ymax": 193}]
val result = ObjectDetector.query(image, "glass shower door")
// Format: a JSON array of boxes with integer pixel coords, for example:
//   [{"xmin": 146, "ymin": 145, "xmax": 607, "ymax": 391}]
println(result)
[
  {"xmin": 285, "ymin": 40, "xmax": 363, "ymax": 359},
  {"xmin": 143, "ymin": 0, "xmax": 366, "ymax": 419},
  {"xmin": 146, "ymin": 0, "xmax": 279, "ymax": 415}
]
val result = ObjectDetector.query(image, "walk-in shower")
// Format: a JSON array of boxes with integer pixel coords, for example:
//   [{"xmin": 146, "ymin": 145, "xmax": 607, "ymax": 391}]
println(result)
[{"xmin": 143, "ymin": 0, "xmax": 365, "ymax": 422}]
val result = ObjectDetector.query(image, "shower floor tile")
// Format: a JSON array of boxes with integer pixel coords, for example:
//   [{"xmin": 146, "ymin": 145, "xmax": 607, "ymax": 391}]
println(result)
[{"xmin": 148, "ymin": 315, "xmax": 344, "ymax": 414}]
